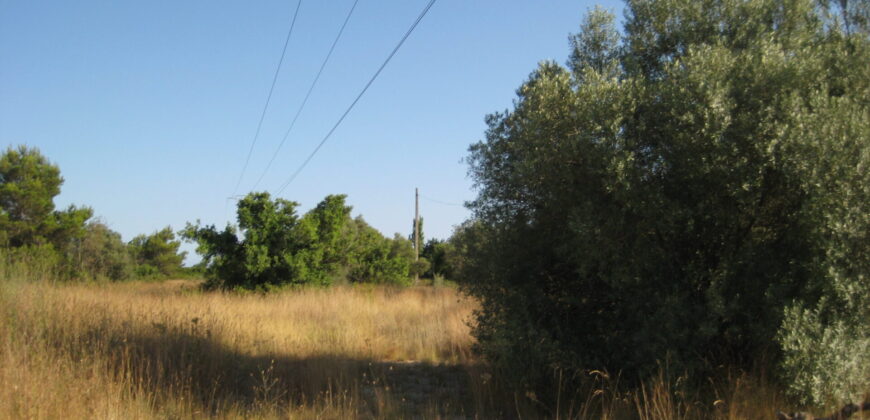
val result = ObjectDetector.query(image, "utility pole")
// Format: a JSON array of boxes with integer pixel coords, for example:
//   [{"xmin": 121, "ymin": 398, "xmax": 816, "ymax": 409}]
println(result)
[{"xmin": 414, "ymin": 187, "xmax": 420, "ymax": 284}]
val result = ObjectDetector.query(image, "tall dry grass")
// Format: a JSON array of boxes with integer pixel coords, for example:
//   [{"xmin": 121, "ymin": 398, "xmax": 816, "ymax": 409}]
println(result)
[
  {"xmin": 0, "ymin": 278, "xmax": 478, "ymax": 419},
  {"xmin": 1, "ymin": 273, "xmax": 862, "ymax": 419}
]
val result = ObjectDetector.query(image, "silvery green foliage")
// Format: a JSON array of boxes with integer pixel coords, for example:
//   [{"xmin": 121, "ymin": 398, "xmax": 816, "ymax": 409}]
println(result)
[
  {"xmin": 463, "ymin": 0, "xmax": 869, "ymax": 406},
  {"xmin": 778, "ymin": 303, "xmax": 870, "ymax": 406},
  {"xmin": 774, "ymin": 45, "xmax": 870, "ymax": 405}
]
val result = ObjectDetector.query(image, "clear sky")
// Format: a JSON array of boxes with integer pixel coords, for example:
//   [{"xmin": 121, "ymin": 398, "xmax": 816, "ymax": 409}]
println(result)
[{"xmin": 1, "ymin": 0, "xmax": 622, "ymax": 263}]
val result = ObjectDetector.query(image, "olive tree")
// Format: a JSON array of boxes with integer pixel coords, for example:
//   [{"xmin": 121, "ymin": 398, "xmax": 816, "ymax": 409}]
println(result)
[{"xmin": 464, "ymin": 0, "xmax": 868, "ymax": 405}]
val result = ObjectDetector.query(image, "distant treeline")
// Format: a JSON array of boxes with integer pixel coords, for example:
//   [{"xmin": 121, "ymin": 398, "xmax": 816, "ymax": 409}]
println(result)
[
  {"xmin": 0, "ymin": 145, "xmax": 463, "ymax": 287},
  {"xmin": 0, "ymin": 145, "xmax": 187, "ymax": 281},
  {"xmin": 182, "ymin": 192, "xmax": 466, "ymax": 290}
]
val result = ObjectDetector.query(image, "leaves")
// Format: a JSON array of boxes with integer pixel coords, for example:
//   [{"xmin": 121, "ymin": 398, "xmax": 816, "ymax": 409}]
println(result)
[
  {"xmin": 128, "ymin": 227, "xmax": 186, "ymax": 278},
  {"xmin": 0, "ymin": 145, "xmax": 85, "ymax": 248},
  {"xmin": 182, "ymin": 193, "xmax": 412, "ymax": 290},
  {"xmin": 462, "ymin": 0, "xmax": 869, "ymax": 405}
]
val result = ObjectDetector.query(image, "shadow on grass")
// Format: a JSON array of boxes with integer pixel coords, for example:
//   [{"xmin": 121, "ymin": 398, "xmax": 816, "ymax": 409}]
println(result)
[{"xmin": 84, "ymin": 321, "xmax": 502, "ymax": 418}]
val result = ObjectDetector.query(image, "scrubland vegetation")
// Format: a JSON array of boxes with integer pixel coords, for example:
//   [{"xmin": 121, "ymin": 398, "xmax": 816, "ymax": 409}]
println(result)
[
  {"xmin": 462, "ymin": 0, "xmax": 869, "ymax": 412},
  {"xmin": 0, "ymin": 144, "xmax": 189, "ymax": 282},
  {"xmin": 0, "ymin": 272, "xmax": 476, "ymax": 419},
  {"xmin": 4, "ymin": 266, "xmax": 861, "ymax": 419},
  {"xmin": 1, "ymin": 0, "xmax": 868, "ymax": 418}
]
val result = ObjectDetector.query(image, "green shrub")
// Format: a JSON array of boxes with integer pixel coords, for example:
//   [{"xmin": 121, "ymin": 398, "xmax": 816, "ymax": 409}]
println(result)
[
  {"xmin": 778, "ymin": 304, "xmax": 869, "ymax": 406},
  {"xmin": 0, "ymin": 245, "xmax": 63, "ymax": 283},
  {"xmin": 462, "ymin": 0, "xmax": 868, "ymax": 406},
  {"xmin": 134, "ymin": 263, "xmax": 160, "ymax": 279},
  {"xmin": 183, "ymin": 193, "xmax": 413, "ymax": 290},
  {"xmin": 128, "ymin": 227, "xmax": 186, "ymax": 278},
  {"xmin": 68, "ymin": 221, "xmax": 134, "ymax": 282}
]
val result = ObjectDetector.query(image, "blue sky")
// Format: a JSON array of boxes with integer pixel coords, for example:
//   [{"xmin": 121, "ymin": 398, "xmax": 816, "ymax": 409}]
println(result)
[{"xmin": 1, "ymin": 0, "xmax": 622, "ymax": 263}]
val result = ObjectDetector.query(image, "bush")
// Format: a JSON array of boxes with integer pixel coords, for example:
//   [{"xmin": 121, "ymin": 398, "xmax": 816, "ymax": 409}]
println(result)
[
  {"xmin": 346, "ymin": 230, "xmax": 412, "ymax": 286},
  {"xmin": 183, "ymin": 193, "xmax": 412, "ymax": 290},
  {"xmin": 463, "ymin": 0, "xmax": 868, "ymax": 406},
  {"xmin": 68, "ymin": 221, "xmax": 134, "ymax": 281},
  {"xmin": 0, "ymin": 245, "xmax": 64, "ymax": 283},
  {"xmin": 778, "ymin": 305, "xmax": 870, "ymax": 406},
  {"xmin": 128, "ymin": 227, "xmax": 186, "ymax": 278}
]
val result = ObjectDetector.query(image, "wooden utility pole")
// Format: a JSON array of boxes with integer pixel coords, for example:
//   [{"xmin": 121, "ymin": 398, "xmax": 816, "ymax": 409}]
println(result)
[{"xmin": 414, "ymin": 187, "xmax": 420, "ymax": 284}]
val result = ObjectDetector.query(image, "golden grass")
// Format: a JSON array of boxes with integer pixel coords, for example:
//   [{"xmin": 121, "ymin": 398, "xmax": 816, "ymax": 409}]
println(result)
[
  {"xmin": 0, "ymin": 279, "xmax": 478, "ymax": 418},
  {"xmin": 1, "ymin": 278, "xmax": 864, "ymax": 419}
]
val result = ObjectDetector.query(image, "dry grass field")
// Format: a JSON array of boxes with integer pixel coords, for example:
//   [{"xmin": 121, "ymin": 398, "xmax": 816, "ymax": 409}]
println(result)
[
  {"xmin": 0, "ymin": 278, "xmax": 480, "ymax": 419},
  {"xmin": 0, "ymin": 275, "xmax": 864, "ymax": 419}
]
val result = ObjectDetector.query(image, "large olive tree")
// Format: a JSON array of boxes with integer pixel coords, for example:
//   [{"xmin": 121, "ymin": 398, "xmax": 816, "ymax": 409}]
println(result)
[{"xmin": 464, "ymin": 0, "xmax": 868, "ymax": 405}]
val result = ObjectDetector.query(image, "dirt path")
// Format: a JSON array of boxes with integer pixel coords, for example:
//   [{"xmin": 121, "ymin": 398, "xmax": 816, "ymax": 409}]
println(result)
[{"xmin": 360, "ymin": 360, "xmax": 476, "ymax": 419}]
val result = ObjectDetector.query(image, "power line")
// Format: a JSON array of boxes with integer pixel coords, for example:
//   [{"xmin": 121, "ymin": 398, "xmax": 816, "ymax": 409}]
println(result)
[
  {"xmin": 250, "ymin": 0, "xmax": 360, "ymax": 192},
  {"xmin": 231, "ymin": 0, "xmax": 303, "ymax": 197},
  {"xmin": 420, "ymin": 194, "xmax": 464, "ymax": 207},
  {"xmin": 274, "ymin": 0, "xmax": 438, "ymax": 196}
]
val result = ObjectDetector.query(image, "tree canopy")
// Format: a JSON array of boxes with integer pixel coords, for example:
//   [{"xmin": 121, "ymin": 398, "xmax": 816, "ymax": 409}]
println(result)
[
  {"xmin": 463, "ymin": 0, "xmax": 868, "ymax": 405},
  {"xmin": 182, "ymin": 192, "xmax": 413, "ymax": 290},
  {"xmin": 128, "ymin": 227, "xmax": 187, "ymax": 278},
  {"xmin": 68, "ymin": 221, "xmax": 134, "ymax": 282},
  {"xmin": 0, "ymin": 145, "xmax": 92, "ymax": 249},
  {"xmin": 1, "ymin": 146, "xmax": 190, "ymax": 282}
]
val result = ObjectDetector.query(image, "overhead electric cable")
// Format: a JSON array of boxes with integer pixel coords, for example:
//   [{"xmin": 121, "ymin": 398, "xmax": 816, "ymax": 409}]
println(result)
[
  {"xmin": 250, "ymin": 0, "xmax": 360, "ymax": 192},
  {"xmin": 274, "ymin": 0, "xmax": 437, "ymax": 196},
  {"xmin": 420, "ymin": 194, "xmax": 463, "ymax": 207},
  {"xmin": 231, "ymin": 0, "xmax": 303, "ymax": 197}
]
